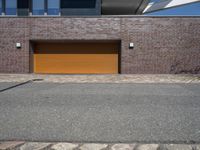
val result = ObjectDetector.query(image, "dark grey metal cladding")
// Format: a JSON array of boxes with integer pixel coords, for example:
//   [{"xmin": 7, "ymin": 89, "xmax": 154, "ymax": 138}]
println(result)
[{"xmin": 101, "ymin": 0, "xmax": 150, "ymax": 15}]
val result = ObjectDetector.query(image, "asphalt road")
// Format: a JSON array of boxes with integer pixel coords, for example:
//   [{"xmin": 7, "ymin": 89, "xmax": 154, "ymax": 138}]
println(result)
[{"xmin": 0, "ymin": 82, "xmax": 200, "ymax": 143}]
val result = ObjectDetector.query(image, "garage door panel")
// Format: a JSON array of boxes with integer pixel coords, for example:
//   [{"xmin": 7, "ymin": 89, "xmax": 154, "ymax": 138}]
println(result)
[
  {"xmin": 34, "ymin": 42, "xmax": 119, "ymax": 74},
  {"xmin": 34, "ymin": 43, "xmax": 119, "ymax": 54}
]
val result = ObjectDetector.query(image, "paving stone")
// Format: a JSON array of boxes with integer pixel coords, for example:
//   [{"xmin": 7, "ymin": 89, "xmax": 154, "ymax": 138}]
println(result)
[
  {"xmin": 0, "ymin": 74, "xmax": 199, "ymax": 83},
  {"xmin": 135, "ymin": 144, "xmax": 159, "ymax": 150},
  {"xmin": 111, "ymin": 144, "xmax": 136, "ymax": 150},
  {"xmin": 163, "ymin": 144, "xmax": 193, "ymax": 150},
  {"xmin": 79, "ymin": 144, "xmax": 108, "ymax": 150},
  {"xmin": 0, "ymin": 141, "xmax": 25, "ymax": 150},
  {"xmin": 0, "ymin": 142, "xmax": 197, "ymax": 150},
  {"xmin": 19, "ymin": 142, "xmax": 51, "ymax": 150},
  {"xmin": 51, "ymin": 143, "xmax": 79, "ymax": 150}
]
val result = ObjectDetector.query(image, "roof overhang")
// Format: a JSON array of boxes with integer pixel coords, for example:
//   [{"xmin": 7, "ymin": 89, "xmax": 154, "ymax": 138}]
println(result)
[{"xmin": 101, "ymin": 0, "xmax": 150, "ymax": 15}]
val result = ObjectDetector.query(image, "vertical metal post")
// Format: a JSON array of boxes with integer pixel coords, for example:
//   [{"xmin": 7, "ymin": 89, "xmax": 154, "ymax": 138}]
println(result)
[
  {"xmin": 59, "ymin": 0, "xmax": 61, "ymax": 16},
  {"xmin": 44, "ymin": 0, "xmax": 47, "ymax": 15},
  {"xmin": 2, "ymin": 0, "xmax": 5, "ymax": 15},
  {"xmin": 29, "ymin": 0, "xmax": 32, "ymax": 16}
]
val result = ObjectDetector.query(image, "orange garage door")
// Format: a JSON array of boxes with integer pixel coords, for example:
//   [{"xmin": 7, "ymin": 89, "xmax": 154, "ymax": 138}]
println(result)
[{"xmin": 34, "ymin": 41, "xmax": 119, "ymax": 74}]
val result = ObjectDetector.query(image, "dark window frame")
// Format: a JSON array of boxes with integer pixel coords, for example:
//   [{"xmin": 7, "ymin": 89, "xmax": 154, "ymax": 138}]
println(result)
[
  {"xmin": 0, "ymin": 0, "xmax": 2, "ymax": 15},
  {"xmin": 2, "ymin": 0, "xmax": 5, "ymax": 14}
]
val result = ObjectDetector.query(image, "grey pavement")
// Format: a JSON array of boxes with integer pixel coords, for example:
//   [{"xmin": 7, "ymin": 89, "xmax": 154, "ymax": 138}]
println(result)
[
  {"xmin": 0, "ymin": 82, "xmax": 20, "ymax": 91},
  {"xmin": 0, "ymin": 82, "xmax": 200, "ymax": 143}
]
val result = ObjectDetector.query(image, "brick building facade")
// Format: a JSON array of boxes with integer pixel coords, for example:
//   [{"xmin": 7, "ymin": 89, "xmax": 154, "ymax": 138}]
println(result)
[{"xmin": 0, "ymin": 16, "xmax": 200, "ymax": 74}]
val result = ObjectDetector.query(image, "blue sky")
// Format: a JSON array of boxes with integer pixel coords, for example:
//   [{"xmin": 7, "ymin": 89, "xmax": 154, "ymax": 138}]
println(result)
[{"xmin": 146, "ymin": 1, "xmax": 200, "ymax": 15}]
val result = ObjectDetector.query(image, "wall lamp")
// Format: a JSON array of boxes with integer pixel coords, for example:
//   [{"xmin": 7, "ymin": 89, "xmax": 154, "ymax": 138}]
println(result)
[
  {"xmin": 129, "ymin": 43, "xmax": 134, "ymax": 49},
  {"xmin": 16, "ymin": 43, "xmax": 21, "ymax": 49}
]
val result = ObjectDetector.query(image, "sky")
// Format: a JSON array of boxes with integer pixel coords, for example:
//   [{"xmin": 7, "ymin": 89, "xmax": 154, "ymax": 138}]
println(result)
[{"xmin": 146, "ymin": 1, "xmax": 200, "ymax": 15}]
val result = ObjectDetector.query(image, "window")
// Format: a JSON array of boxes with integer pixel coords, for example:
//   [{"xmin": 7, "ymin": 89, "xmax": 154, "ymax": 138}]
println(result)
[
  {"xmin": 5, "ymin": 0, "xmax": 17, "ymax": 15},
  {"xmin": 18, "ymin": 0, "xmax": 28, "ymax": 9},
  {"xmin": 48, "ymin": 0, "xmax": 60, "ymax": 15},
  {"xmin": 60, "ymin": 0, "xmax": 100, "ymax": 16},
  {"xmin": 17, "ymin": 0, "xmax": 29, "ymax": 16},
  {"xmin": 0, "ymin": 0, "xmax": 2, "ymax": 15},
  {"xmin": 61, "ymin": 0, "xmax": 96, "ymax": 9},
  {"xmin": 32, "ymin": 0, "xmax": 45, "ymax": 15}
]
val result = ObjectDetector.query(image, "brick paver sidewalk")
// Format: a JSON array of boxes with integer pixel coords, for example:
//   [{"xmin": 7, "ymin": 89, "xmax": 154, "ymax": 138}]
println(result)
[
  {"xmin": 0, "ymin": 74, "xmax": 199, "ymax": 83},
  {"xmin": 0, "ymin": 142, "xmax": 200, "ymax": 150}
]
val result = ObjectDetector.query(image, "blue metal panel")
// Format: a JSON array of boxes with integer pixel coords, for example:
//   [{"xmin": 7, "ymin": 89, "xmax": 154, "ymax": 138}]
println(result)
[
  {"xmin": 5, "ymin": 0, "xmax": 17, "ymax": 15},
  {"xmin": 32, "ymin": 0, "xmax": 45, "ymax": 15},
  {"xmin": 47, "ymin": 0, "xmax": 60, "ymax": 15}
]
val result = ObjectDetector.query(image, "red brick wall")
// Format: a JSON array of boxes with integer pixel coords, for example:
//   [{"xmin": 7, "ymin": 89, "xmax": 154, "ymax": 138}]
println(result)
[{"xmin": 0, "ymin": 17, "xmax": 200, "ymax": 74}]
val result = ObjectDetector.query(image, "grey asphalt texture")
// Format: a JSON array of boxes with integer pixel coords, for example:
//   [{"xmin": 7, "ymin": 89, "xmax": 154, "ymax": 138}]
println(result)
[
  {"xmin": 0, "ymin": 82, "xmax": 20, "ymax": 91},
  {"xmin": 0, "ymin": 82, "xmax": 200, "ymax": 143}
]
